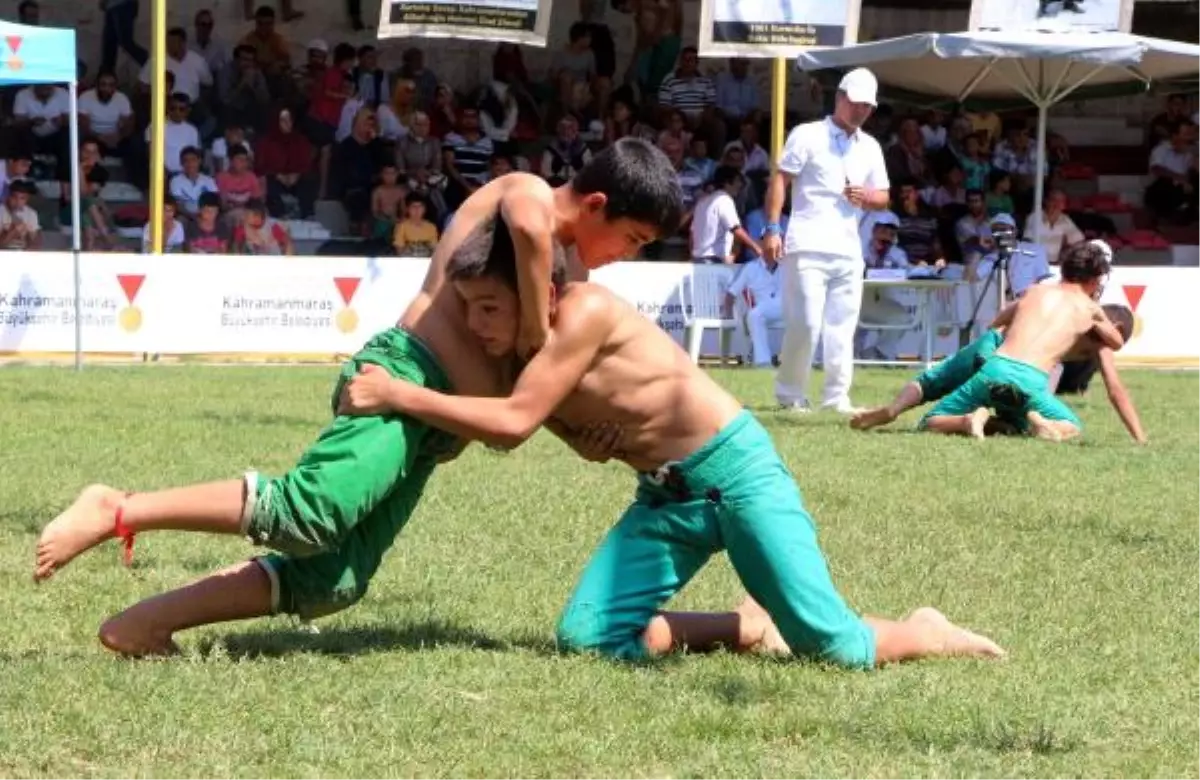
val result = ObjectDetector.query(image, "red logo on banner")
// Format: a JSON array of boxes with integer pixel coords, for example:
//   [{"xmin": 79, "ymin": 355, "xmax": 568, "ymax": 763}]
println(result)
[
  {"xmin": 1121, "ymin": 284, "xmax": 1147, "ymax": 340},
  {"xmin": 118, "ymin": 274, "xmax": 146, "ymax": 304},
  {"xmin": 1122, "ymin": 284, "xmax": 1145, "ymax": 312},
  {"xmin": 333, "ymin": 277, "xmax": 361, "ymax": 305},
  {"xmin": 333, "ymin": 278, "xmax": 362, "ymax": 334},
  {"xmin": 6, "ymin": 36, "xmax": 23, "ymax": 55},
  {"xmin": 117, "ymin": 274, "xmax": 146, "ymax": 333}
]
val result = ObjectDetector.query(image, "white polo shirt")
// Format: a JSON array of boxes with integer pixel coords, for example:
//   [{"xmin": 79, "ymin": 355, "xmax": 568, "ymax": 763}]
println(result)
[
  {"xmin": 690, "ymin": 190, "xmax": 741, "ymax": 260},
  {"xmin": 779, "ymin": 117, "xmax": 889, "ymax": 261},
  {"xmin": 13, "ymin": 87, "xmax": 71, "ymax": 137},
  {"xmin": 168, "ymin": 172, "xmax": 219, "ymax": 214},
  {"xmin": 1149, "ymin": 141, "xmax": 1195, "ymax": 176},
  {"xmin": 728, "ymin": 258, "xmax": 781, "ymax": 306},
  {"xmin": 146, "ymin": 120, "xmax": 201, "ymax": 173},
  {"xmin": 140, "ymin": 51, "xmax": 213, "ymax": 102},
  {"xmin": 77, "ymin": 89, "xmax": 133, "ymax": 137}
]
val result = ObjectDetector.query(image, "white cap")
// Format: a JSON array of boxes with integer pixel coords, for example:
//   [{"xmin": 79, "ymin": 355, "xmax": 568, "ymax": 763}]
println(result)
[
  {"xmin": 307, "ymin": 38, "xmax": 329, "ymax": 53},
  {"xmin": 874, "ymin": 211, "xmax": 900, "ymax": 228},
  {"xmin": 990, "ymin": 212, "xmax": 1017, "ymax": 229},
  {"xmin": 837, "ymin": 68, "xmax": 878, "ymax": 106}
]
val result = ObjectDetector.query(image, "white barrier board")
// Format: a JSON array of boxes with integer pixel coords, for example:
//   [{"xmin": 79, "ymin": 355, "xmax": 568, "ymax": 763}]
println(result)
[{"xmin": 0, "ymin": 254, "xmax": 1194, "ymax": 364}]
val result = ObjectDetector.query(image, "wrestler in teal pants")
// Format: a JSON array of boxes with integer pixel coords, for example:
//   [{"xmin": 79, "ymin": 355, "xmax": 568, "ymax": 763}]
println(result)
[
  {"xmin": 556, "ymin": 411, "xmax": 876, "ymax": 669},
  {"xmin": 913, "ymin": 328, "xmax": 1004, "ymax": 403}
]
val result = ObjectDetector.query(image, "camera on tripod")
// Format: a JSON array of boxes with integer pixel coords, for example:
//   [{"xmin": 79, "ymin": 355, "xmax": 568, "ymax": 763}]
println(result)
[{"xmin": 990, "ymin": 218, "xmax": 1019, "ymax": 262}]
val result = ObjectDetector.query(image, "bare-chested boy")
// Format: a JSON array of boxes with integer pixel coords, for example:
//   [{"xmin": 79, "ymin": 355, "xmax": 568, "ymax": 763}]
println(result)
[
  {"xmin": 851, "ymin": 301, "xmax": 1146, "ymax": 443},
  {"xmin": 34, "ymin": 139, "xmax": 683, "ymax": 656},
  {"xmin": 918, "ymin": 242, "xmax": 1124, "ymax": 441},
  {"xmin": 334, "ymin": 217, "xmax": 1005, "ymax": 668}
]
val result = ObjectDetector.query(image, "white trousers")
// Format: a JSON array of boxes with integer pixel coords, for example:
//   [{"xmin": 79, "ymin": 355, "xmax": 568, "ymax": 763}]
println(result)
[
  {"xmin": 745, "ymin": 295, "xmax": 784, "ymax": 366},
  {"xmin": 858, "ymin": 291, "xmax": 911, "ymax": 359},
  {"xmin": 775, "ymin": 252, "xmax": 864, "ymax": 407}
]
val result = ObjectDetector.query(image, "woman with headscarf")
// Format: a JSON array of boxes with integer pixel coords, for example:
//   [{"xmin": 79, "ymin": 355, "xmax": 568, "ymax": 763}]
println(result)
[
  {"xmin": 377, "ymin": 78, "xmax": 418, "ymax": 141},
  {"xmin": 256, "ymin": 106, "xmax": 317, "ymax": 219}
]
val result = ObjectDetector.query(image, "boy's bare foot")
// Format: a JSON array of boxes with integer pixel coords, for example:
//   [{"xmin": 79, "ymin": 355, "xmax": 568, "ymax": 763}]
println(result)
[
  {"xmin": 99, "ymin": 606, "xmax": 181, "ymax": 658},
  {"xmin": 967, "ymin": 408, "xmax": 991, "ymax": 439},
  {"xmin": 35, "ymin": 485, "xmax": 126, "ymax": 582},
  {"xmin": 735, "ymin": 597, "xmax": 791, "ymax": 656},
  {"xmin": 850, "ymin": 406, "xmax": 896, "ymax": 431},
  {"xmin": 908, "ymin": 607, "xmax": 1006, "ymax": 660}
]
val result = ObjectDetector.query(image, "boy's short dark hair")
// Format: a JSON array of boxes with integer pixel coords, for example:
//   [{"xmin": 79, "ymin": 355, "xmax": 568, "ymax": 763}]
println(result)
[
  {"xmin": 162, "ymin": 193, "xmax": 178, "ymax": 210},
  {"xmin": 8, "ymin": 180, "xmax": 36, "ymax": 196},
  {"xmin": 228, "ymin": 144, "xmax": 250, "ymax": 158},
  {"xmin": 1059, "ymin": 241, "xmax": 1112, "ymax": 283},
  {"xmin": 568, "ymin": 22, "xmax": 590, "ymax": 41},
  {"xmin": 333, "ymin": 43, "xmax": 357, "ymax": 65},
  {"xmin": 448, "ymin": 216, "xmax": 566, "ymax": 291},
  {"xmin": 571, "ymin": 138, "xmax": 683, "ymax": 238},
  {"xmin": 180, "ymin": 145, "xmax": 201, "ymax": 160},
  {"xmin": 198, "ymin": 191, "xmax": 221, "ymax": 210},
  {"xmin": 405, "ymin": 192, "xmax": 428, "ymax": 209},
  {"xmin": 711, "ymin": 165, "xmax": 743, "ymax": 190},
  {"xmin": 245, "ymin": 198, "xmax": 268, "ymax": 217},
  {"xmin": 1102, "ymin": 303, "xmax": 1134, "ymax": 342},
  {"xmin": 965, "ymin": 188, "xmax": 985, "ymax": 200}
]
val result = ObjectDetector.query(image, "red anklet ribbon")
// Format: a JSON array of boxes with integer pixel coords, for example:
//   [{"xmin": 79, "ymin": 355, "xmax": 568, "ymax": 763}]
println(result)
[{"xmin": 114, "ymin": 493, "xmax": 135, "ymax": 567}]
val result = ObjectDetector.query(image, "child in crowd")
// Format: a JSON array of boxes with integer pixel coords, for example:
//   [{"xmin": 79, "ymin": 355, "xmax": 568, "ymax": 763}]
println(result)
[
  {"xmin": 392, "ymin": 192, "xmax": 438, "ymax": 256},
  {"xmin": 211, "ymin": 122, "xmax": 253, "ymax": 174},
  {"xmin": 185, "ymin": 192, "xmax": 232, "ymax": 254},
  {"xmin": 142, "ymin": 194, "xmax": 186, "ymax": 253},
  {"xmin": 216, "ymin": 145, "xmax": 263, "ymax": 224},
  {"xmin": 986, "ymin": 169, "xmax": 1014, "ymax": 217},
  {"xmin": 932, "ymin": 163, "xmax": 967, "ymax": 210},
  {"xmin": 371, "ymin": 162, "xmax": 407, "ymax": 241},
  {"xmin": 232, "ymin": 198, "xmax": 294, "ymax": 255}
]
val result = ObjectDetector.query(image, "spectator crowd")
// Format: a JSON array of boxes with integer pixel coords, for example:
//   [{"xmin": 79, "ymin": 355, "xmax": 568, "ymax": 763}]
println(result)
[{"xmin": 0, "ymin": 0, "xmax": 1195, "ymax": 262}]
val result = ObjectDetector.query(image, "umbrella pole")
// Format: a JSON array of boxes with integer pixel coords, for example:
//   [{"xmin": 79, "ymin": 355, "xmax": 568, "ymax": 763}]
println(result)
[{"xmin": 1032, "ymin": 101, "xmax": 1049, "ymax": 243}]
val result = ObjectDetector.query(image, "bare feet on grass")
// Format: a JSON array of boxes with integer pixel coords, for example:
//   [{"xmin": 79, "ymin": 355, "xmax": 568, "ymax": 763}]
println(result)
[
  {"xmin": 850, "ymin": 406, "xmax": 896, "ymax": 431},
  {"xmin": 908, "ymin": 607, "xmax": 1006, "ymax": 660},
  {"xmin": 35, "ymin": 485, "xmax": 126, "ymax": 582},
  {"xmin": 735, "ymin": 597, "xmax": 790, "ymax": 656}
]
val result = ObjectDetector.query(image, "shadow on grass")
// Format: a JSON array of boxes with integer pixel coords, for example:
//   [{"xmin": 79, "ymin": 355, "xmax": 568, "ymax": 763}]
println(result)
[{"xmin": 201, "ymin": 618, "xmax": 559, "ymax": 660}]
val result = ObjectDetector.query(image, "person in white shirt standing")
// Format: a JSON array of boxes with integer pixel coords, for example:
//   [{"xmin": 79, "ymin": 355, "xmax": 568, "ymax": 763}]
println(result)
[
  {"xmin": 690, "ymin": 166, "xmax": 761, "ymax": 263},
  {"xmin": 761, "ymin": 68, "xmax": 891, "ymax": 413},
  {"xmin": 724, "ymin": 255, "xmax": 782, "ymax": 367}
]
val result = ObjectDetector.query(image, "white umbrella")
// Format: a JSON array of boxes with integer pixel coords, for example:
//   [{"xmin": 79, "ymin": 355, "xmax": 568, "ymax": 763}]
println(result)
[{"xmin": 795, "ymin": 30, "xmax": 1200, "ymax": 238}]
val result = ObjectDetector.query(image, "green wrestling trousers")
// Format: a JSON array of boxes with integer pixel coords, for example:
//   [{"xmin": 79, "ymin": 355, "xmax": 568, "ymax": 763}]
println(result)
[
  {"xmin": 913, "ymin": 329, "xmax": 1004, "ymax": 403},
  {"xmin": 555, "ymin": 410, "xmax": 876, "ymax": 669},
  {"xmin": 246, "ymin": 327, "xmax": 456, "ymax": 620},
  {"xmin": 921, "ymin": 353, "xmax": 1083, "ymax": 433}
]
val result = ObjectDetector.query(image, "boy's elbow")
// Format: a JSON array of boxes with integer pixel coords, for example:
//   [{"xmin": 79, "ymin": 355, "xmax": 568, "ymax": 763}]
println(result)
[{"xmin": 492, "ymin": 411, "xmax": 540, "ymax": 449}]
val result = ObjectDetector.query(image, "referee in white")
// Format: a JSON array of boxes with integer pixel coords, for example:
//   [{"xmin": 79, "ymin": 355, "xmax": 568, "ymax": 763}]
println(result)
[{"xmin": 761, "ymin": 68, "xmax": 890, "ymax": 413}]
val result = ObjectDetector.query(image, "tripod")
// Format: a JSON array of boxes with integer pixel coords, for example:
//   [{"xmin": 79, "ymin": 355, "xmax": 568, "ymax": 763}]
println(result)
[{"xmin": 960, "ymin": 250, "xmax": 1010, "ymax": 349}]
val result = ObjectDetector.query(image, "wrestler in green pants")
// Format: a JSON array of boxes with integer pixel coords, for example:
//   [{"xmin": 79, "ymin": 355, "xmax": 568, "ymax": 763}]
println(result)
[
  {"xmin": 556, "ymin": 411, "xmax": 877, "ymax": 669},
  {"xmin": 243, "ymin": 327, "xmax": 456, "ymax": 619}
]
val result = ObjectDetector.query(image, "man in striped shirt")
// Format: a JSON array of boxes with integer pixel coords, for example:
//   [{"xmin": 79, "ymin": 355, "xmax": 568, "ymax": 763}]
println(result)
[
  {"xmin": 442, "ymin": 108, "xmax": 495, "ymax": 210},
  {"xmin": 657, "ymin": 47, "xmax": 724, "ymax": 150}
]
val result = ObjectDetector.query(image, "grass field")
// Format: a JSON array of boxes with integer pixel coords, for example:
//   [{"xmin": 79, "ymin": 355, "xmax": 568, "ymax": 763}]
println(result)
[{"xmin": 1, "ymin": 365, "xmax": 1196, "ymax": 778}]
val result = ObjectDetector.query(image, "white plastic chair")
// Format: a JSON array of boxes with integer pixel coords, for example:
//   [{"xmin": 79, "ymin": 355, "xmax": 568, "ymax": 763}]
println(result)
[
  {"xmin": 856, "ymin": 284, "xmax": 923, "ymax": 365},
  {"xmin": 680, "ymin": 266, "xmax": 738, "ymax": 365}
]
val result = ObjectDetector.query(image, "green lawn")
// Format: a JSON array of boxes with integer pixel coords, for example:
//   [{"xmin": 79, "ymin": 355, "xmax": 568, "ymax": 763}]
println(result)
[{"xmin": 1, "ymin": 365, "xmax": 1196, "ymax": 778}]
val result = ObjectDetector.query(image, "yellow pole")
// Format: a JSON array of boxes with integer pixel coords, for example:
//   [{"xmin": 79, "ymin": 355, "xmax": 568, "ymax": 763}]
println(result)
[
  {"xmin": 770, "ymin": 57, "xmax": 787, "ymax": 163},
  {"xmin": 148, "ymin": 0, "xmax": 168, "ymax": 254}
]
